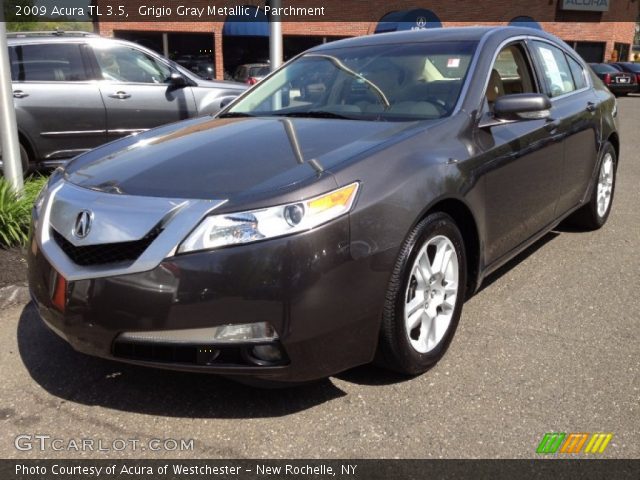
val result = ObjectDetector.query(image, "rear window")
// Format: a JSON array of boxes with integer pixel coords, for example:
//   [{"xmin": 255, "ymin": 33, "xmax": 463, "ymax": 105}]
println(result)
[
  {"xmin": 590, "ymin": 63, "xmax": 619, "ymax": 74},
  {"xmin": 9, "ymin": 43, "xmax": 89, "ymax": 82},
  {"xmin": 618, "ymin": 63, "xmax": 640, "ymax": 73}
]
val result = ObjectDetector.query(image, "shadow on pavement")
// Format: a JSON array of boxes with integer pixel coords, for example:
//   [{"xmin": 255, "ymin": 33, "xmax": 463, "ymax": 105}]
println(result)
[
  {"xmin": 476, "ymin": 231, "xmax": 560, "ymax": 294},
  {"xmin": 17, "ymin": 304, "xmax": 346, "ymax": 419},
  {"xmin": 336, "ymin": 363, "xmax": 417, "ymax": 386}
]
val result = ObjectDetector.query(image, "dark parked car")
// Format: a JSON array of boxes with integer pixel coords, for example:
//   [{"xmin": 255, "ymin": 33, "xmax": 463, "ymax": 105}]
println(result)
[
  {"xmin": 589, "ymin": 62, "xmax": 637, "ymax": 96},
  {"xmin": 2, "ymin": 32, "xmax": 246, "ymax": 173},
  {"xmin": 610, "ymin": 62, "xmax": 640, "ymax": 92},
  {"xmin": 29, "ymin": 27, "xmax": 619, "ymax": 385},
  {"xmin": 233, "ymin": 62, "xmax": 270, "ymax": 84},
  {"xmin": 188, "ymin": 60, "xmax": 216, "ymax": 80}
]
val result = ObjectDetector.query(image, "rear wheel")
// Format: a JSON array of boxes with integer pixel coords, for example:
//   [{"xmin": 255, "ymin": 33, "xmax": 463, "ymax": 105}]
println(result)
[
  {"xmin": 568, "ymin": 142, "xmax": 616, "ymax": 230},
  {"xmin": 1, "ymin": 144, "xmax": 30, "ymax": 177},
  {"xmin": 378, "ymin": 212, "xmax": 466, "ymax": 375},
  {"xmin": 19, "ymin": 144, "xmax": 30, "ymax": 175}
]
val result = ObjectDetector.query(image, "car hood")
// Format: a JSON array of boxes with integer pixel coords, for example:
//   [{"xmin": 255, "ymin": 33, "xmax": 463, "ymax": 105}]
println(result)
[
  {"xmin": 195, "ymin": 78, "xmax": 246, "ymax": 90},
  {"xmin": 65, "ymin": 116, "xmax": 426, "ymax": 201}
]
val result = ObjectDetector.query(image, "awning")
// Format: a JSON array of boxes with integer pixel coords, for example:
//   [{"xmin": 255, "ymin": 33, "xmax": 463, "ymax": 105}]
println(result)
[
  {"xmin": 223, "ymin": 6, "xmax": 269, "ymax": 37},
  {"xmin": 509, "ymin": 16, "xmax": 542, "ymax": 30},
  {"xmin": 374, "ymin": 9, "xmax": 442, "ymax": 34}
]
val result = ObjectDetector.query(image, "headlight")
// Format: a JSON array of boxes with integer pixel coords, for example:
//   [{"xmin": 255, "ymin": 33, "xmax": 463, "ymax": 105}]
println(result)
[
  {"xmin": 34, "ymin": 167, "xmax": 64, "ymax": 217},
  {"xmin": 178, "ymin": 182, "xmax": 359, "ymax": 253}
]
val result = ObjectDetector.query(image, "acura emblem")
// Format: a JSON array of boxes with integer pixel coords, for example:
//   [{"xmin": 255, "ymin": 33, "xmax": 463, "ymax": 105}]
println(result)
[
  {"xmin": 73, "ymin": 210, "xmax": 93, "ymax": 239},
  {"xmin": 416, "ymin": 17, "xmax": 427, "ymax": 28}
]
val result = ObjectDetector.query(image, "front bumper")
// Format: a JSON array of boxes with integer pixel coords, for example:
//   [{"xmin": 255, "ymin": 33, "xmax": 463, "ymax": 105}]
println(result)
[{"xmin": 28, "ymin": 216, "xmax": 386, "ymax": 383}]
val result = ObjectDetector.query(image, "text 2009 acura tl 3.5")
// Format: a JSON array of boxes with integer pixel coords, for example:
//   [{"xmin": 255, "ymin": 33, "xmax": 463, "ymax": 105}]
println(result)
[{"xmin": 28, "ymin": 27, "xmax": 619, "ymax": 385}]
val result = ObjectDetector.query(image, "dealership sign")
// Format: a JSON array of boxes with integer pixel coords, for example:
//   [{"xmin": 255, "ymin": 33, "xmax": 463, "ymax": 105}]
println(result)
[{"xmin": 561, "ymin": 0, "xmax": 609, "ymax": 12}]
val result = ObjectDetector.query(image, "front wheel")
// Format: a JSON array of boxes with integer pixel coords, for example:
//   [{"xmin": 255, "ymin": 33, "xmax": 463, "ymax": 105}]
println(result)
[{"xmin": 377, "ymin": 212, "xmax": 467, "ymax": 375}]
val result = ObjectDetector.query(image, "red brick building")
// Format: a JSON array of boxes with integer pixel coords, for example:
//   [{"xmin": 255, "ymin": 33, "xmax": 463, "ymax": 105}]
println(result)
[{"xmin": 96, "ymin": 0, "xmax": 638, "ymax": 81}]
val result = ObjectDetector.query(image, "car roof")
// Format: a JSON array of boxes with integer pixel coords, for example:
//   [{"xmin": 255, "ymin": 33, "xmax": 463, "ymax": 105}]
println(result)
[
  {"xmin": 7, "ymin": 34, "xmax": 98, "ymax": 45},
  {"xmin": 309, "ymin": 26, "xmax": 560, "ymax": 52}
]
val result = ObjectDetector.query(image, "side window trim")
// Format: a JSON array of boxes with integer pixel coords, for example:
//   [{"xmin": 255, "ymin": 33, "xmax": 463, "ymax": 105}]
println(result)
[{"xmin": 517, "ymin": 40, "xmax": 542, "ymax": 94}]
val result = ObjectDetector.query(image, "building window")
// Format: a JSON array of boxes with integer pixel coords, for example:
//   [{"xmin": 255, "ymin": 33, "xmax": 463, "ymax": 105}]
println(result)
[
  {"xmin": 565, "ymin": 41, "xmax": 606, "ymax": 63},
  {"xmin": 613, "ymin": 43, "xmax": 630, "ymax": 62}
]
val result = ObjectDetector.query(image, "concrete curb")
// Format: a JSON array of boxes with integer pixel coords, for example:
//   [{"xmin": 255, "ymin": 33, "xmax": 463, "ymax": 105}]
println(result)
[{"xmin": 0, "ymin": 284, "xmax": 30, "ymax": 309}]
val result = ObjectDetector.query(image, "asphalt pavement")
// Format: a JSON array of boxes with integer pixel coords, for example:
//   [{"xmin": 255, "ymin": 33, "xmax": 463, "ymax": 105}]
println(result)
[{"xmin": 1, "ymin": 96, "xmax": 638, "ymax": 460}]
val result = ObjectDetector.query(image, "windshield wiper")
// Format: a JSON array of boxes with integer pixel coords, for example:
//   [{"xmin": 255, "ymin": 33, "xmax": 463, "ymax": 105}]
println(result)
[
  {"xmin": 275, "ymin": 111, "xmax": 352, "ymax": 120},
  {"xmin": 305, "ymin": 53, "xmax": 391, "ymax": 110},
  {"xmin": 218, "ymin": 111, "xmax": 254, "ymax": 118}
]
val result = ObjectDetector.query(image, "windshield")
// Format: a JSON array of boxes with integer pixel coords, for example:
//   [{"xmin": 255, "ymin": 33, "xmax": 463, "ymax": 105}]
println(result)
[{"xmin": 226, "ymin": 41, "xmax": 477, "ymax": 121}]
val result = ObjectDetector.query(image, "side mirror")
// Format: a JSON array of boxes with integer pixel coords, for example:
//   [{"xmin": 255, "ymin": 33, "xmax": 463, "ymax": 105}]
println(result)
[
  {"xmin": 494, "ymin": 93, "xmax": 552, "ymax": 121},
  {"xmin": 168, "ymin": 73, "xmax": 187, "ymax": 89},
  {"xmin": 280, "ymin": 87, "xmax": 291, "ymax": 108},
  {"xmin": 219, "ymin": 96, "xmax": 236, "ymax": 109}
]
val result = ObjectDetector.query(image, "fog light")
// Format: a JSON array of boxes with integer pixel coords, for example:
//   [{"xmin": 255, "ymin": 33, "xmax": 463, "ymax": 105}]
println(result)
[
  {"xmin": 251, "ymin": 344, "xmax": 284, "ymax": 363},
  {"xmin": 119, "ymin": 322, "xmax": 278, "ymax": 345},
  {"xmin": 212, "ymin": 322, "xmax": 278, "ymax": 343}
]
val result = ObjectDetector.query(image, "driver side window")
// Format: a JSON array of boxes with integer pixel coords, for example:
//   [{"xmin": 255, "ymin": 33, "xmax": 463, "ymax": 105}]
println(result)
[
  {"xmin": 486, "ymin": 43, "xmax": 536, "ymax": 107},
  {"xmin": 94, "ymin": 45, "xmax": 171, "ymax": 84}
]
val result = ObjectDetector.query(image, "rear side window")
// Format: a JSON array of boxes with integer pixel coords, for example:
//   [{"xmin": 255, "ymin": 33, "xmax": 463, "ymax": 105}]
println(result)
[
  {"xmin": 566, "ymin": 55, "xmax": 587, "ymax": 90},
  {"xmin": 532, "ymin": 41, "xmax": 575, "ymax": 98},
  {"xmin": 9, "ymin": 44, "xmax": 88, "ymax": 82}
]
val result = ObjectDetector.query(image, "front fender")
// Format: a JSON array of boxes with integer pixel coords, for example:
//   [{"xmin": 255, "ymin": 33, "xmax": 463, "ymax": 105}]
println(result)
[{"xmin": 194, "ymin": 88, "xmax": 245, "ymax": 115}]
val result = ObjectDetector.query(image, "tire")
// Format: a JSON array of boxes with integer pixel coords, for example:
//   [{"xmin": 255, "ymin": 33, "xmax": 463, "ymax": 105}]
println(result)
[
  {"xmin": 0, "ymin": 144, "xmax": 30, "ymax": 177},
  {"xmin": 568, "ymin": 142, "xmax": 616, "ymax": 231},
  {"xmin": 377, "ymin": 212, "xmax": 467, "ymax": 375},
  {"xmin": 19, "ymin": 143, "xmax": 30, "ymax": 175}
]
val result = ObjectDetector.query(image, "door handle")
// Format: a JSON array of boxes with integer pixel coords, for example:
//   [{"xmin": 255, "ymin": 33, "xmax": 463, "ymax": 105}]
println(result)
[
  {"xmin": 586, "ymin": 102, "xmax": 596, "ymax": 113},
  {"xmin": 13, "ymin": 90, "xmax": 29, "ymax": 98},
  {"xmin": 109, "ymin": 91, "xmax": 131, "ymax": 99},
  {"xmin": 544, "ymin": 120, "xmax": 560, "ymax": 133}
]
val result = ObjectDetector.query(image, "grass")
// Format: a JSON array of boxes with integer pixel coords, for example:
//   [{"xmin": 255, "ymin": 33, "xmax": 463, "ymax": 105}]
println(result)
[{"xmin": 0, "ymin": 176, "xmax": 48, "ymax": 249}]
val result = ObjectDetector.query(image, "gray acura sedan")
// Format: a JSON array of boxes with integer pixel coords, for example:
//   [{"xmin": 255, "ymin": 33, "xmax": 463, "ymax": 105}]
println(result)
[{"xmin": 28, "ymin": 27, "xmax": 619, "ymax": 385}]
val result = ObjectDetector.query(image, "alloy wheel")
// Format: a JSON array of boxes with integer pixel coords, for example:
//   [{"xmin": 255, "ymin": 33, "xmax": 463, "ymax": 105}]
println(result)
[
  {"xmin": 404, "ymin": 235, "xmax": 459, "ymax": 354},
  {"xmin": 596, "ymin": 153, "xmax": 614, "ymax": 218}
]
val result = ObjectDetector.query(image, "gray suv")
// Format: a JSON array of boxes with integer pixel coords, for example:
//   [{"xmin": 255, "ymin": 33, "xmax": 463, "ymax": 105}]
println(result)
[{"xmin": 3, "ymin": 32, "xmax": 246, "ymax": 172}]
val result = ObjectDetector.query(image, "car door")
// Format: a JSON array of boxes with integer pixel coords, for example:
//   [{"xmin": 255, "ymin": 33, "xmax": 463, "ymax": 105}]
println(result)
[
  {"xmin": 9, "ymin": 42, "xmax": 106, "ymax": 164},
  {"xmin": 476, "ymin": 41, "xmax": 563, "ymax": 265},
  {"xmin": 90, "ymin": 42, "xmax": 197, "ymax": 140},
  {"xmin": 529, "ymin": 40, "xmax": 600, "ymax": 215}
]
